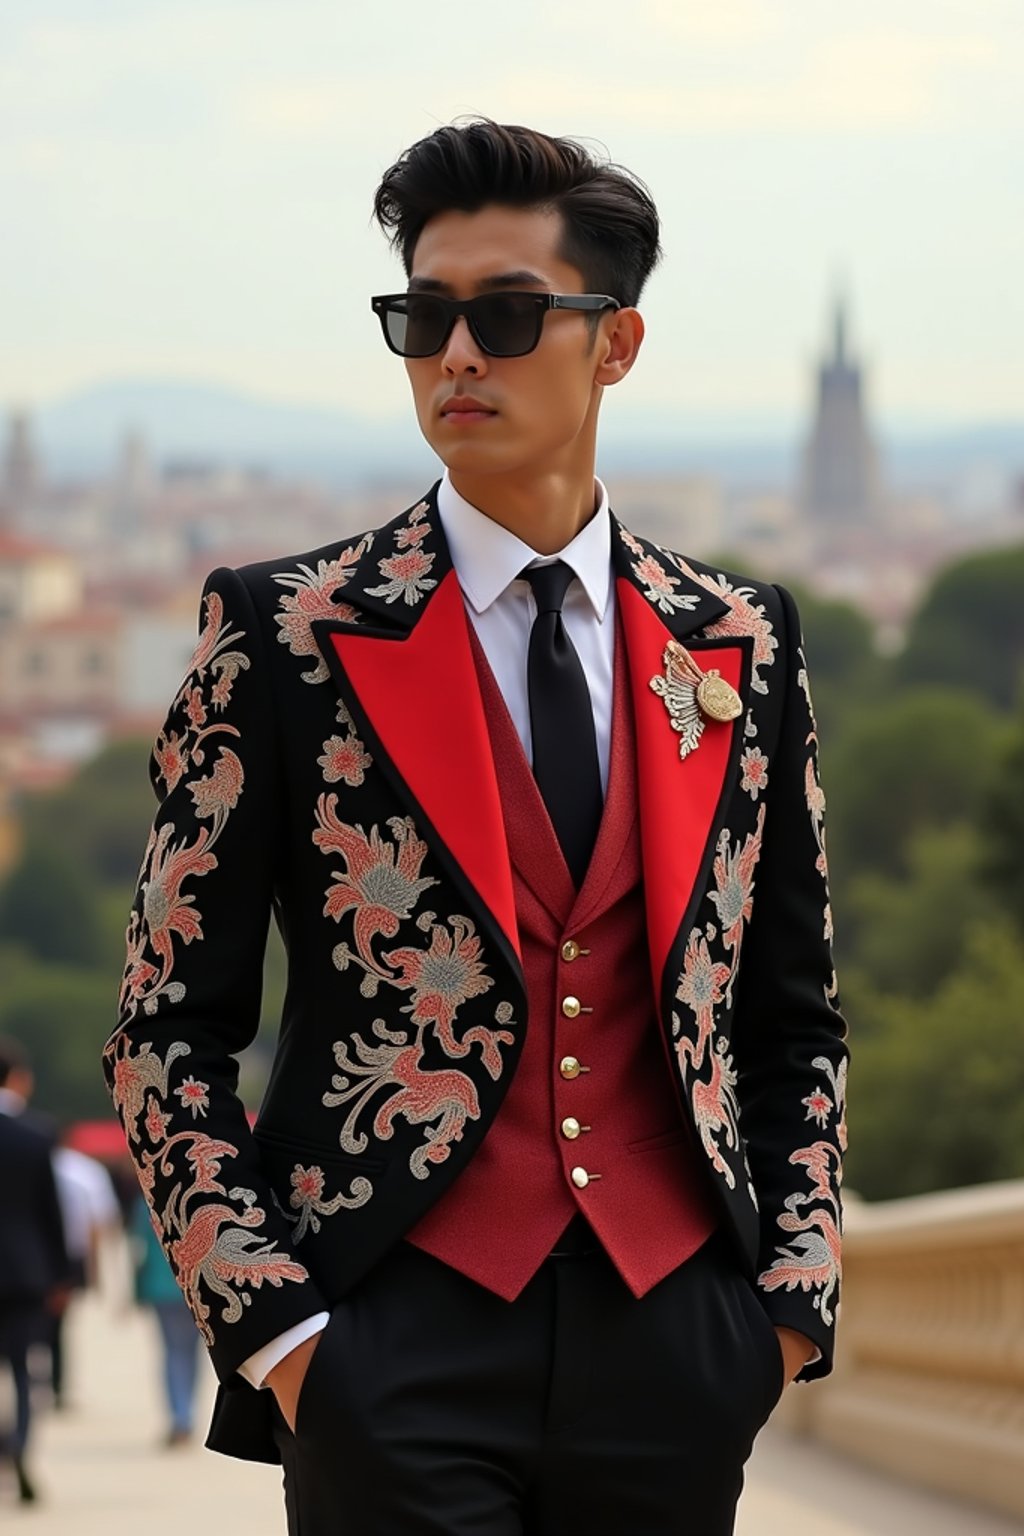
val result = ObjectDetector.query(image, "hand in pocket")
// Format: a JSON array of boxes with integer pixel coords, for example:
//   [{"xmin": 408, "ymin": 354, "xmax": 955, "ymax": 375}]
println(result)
[{"xmin": 268, "ymin": 1329, "xmax": 327, "ymax": 1434}]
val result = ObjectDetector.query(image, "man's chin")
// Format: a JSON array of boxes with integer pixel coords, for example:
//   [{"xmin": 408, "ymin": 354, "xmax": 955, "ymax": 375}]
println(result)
[{"xmin": 427, "ymin": 434, "xmax": 515, "ymax": 477}]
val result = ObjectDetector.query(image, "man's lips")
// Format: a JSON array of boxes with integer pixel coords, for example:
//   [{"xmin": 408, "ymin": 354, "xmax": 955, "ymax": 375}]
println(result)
[{"xmin": 439, "ymin": 396, "xmax": 498, "ymax": 420}]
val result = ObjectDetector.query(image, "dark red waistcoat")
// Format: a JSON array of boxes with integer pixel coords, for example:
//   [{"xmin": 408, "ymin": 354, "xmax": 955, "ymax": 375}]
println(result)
[{"xmin": 405, "ymin": 615, "xmax": 718, "ymax": 1300}]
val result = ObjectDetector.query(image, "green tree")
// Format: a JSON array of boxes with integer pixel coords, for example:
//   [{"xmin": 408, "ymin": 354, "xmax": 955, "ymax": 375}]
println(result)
[
  {"xmin": 0, "ymin": 951, "xmax": 115, "ymax": 1123},
  {"xmin": 825, "ymin": 687, "xmax": 1004, "ymax": 894},
  {"xmin": 20, "ymin": 737, "xmax": 155, "ymax": 886},
  {"xmin": 842, "ymin": 822, "xmax": 992, "ymax": 997},
  {"xmin": 0, "ymin": 839, "xmax": 103, "ymax": 966},
  {"xmin": 978, "ymin": 700, "xmax": 1024, "ymax": 933},
  {"xmin": 896, "ymin": 544, "xmax": 1024, "ymax": 710},
  {"xmin": 844, "ymin": 920, "xmax": 1024, "ymax": 1200},
  {"xmin": 784, "ymin": 585, "xmax": 881, "ymax": 740}
]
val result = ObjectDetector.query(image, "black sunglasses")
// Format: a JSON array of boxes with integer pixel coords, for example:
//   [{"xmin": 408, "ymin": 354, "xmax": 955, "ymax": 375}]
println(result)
[{"xmin": 370, "ymin": 290, "xmax": 620, "ymax": 359}]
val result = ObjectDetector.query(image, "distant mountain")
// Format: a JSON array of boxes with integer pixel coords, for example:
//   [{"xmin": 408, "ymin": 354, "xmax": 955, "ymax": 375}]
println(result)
[
  {"xmin": 37, "ymin": 378, "xmax": 431, "ymax": 483},
  {"xmin": 32, "ymin": 378, "xmax": 1024, "ymax": 489}
]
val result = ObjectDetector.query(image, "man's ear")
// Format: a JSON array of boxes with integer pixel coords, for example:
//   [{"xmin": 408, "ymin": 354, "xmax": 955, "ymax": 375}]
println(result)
[{"xmin": 594, "ymin": 308, "xmax": 645, "ymax": 387}]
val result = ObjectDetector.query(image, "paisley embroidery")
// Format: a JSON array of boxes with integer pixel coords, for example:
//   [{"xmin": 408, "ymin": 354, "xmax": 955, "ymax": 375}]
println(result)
[
  {"xmin": 105, "ymin": 1037, "xmax": 307, "ymax": 1343},
  {"xmin": 273, "ymin": 538, "xmax": 372, "ymax": 684},
  {"xmin": 313, "ymin": 801, "xmax": 516, "ymax": 1176}
]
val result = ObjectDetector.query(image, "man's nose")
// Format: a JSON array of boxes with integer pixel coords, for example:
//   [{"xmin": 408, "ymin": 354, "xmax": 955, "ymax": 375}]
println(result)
[{"xmin": 441, "ymin": 315, "xmax": 487, "ymax": 376}]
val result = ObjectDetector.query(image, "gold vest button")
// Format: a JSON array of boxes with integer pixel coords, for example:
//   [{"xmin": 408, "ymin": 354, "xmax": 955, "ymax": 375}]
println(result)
[
  {"xmin": 571, "ymin": 1166, "xmax": 590, "ymax": 1189},
  {"xmin": 561, "ymin": 1117, "xmax": 582, "ymax": 1140},
  {"xmin": 561, "ymin": 996, "xmax": 581, "ymax": 1019},
  {"xmin": 561, "ymin": 938, "xmax": 581, "ymax": 963},
  {"xmin": 559, "ymin": 1056, "xmax": 581, "ymax": 1079}
]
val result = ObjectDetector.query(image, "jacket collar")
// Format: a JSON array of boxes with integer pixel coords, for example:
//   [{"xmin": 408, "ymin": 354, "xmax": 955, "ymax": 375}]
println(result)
[{"xmin": 313, "ymin": 481, "xmax": 730, "ymax": 642}]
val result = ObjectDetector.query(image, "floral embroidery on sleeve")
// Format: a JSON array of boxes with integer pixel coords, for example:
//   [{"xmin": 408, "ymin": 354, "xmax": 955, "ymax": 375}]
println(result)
[
  {"xmin": 757, "ymin": 1052, "xmax": 845, "ymax": 1332},
  {"xmin": 105, "ymin": 1036, "xmax": 308, "ymax": 1343},
  {"xmin": 120, "ymin": 593, "xmax": 250, "ymax": 1024}
]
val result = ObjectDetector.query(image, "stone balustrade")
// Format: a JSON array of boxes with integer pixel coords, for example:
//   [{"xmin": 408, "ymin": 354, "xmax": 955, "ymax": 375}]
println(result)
[{"xmin": 774, "ymin": 1178, "xmax": 1024, "ymax": 1522}]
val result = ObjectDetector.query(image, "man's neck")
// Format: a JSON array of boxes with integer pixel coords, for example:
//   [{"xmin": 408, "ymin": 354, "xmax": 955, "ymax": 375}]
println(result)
[{"xmin": 448, "ymin": 468, "xmax": 600, "ymax": 556}]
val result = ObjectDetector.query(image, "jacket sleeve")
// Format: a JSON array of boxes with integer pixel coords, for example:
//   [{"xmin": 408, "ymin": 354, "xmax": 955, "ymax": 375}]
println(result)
[
  {"xmin": 102, "ymin": 565, "xmax": 327, "ymax": 1384},
  {"xmin": 733, "ymin": 582, "xmax": 849, "ymax": 1381}
]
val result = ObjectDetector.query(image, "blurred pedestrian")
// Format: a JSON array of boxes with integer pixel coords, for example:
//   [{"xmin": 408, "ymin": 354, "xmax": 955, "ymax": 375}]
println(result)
[
  {"xmin": 50, "ymin": 1136, "xmax": 120, "ymax": 1408},
  {"xmin": 130, "ymin": 1196, "xmax": 200, "ymax": 1447},
  {"xmin": 0, "ymin": 1038, "xmax": 71, "ymax": 1505}
]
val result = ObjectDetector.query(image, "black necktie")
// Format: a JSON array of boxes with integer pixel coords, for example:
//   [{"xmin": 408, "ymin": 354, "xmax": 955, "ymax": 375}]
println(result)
[{"xmin": 520, "ymin": 561, "xmax": 603, "ymax": 888}]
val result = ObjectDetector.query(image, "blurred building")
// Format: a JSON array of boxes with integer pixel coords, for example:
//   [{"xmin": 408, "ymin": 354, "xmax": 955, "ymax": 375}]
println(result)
[
  {"xmin": 0, "ymin": 531, "xmax": 81, "ymax": 626},
  {"xmin": 0, "ymin": 409, "xmax": 41, "ymax": 523},
  {"xmin": 607, "ymin": 474, "xmax": 723, "ymax": 557},
  {"xmin": 799, "ymin": 292, "xmax": 884, "ymax": 525}
]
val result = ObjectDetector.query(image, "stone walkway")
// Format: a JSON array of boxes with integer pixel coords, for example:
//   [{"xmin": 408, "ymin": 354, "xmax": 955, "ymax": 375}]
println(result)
[{"xmin": 3, "ymin": 1282, "xmax": 1021, "ymax": 1534}]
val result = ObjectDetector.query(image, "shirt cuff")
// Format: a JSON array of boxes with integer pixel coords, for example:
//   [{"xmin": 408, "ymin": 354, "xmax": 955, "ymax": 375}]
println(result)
[{"xmin": 237, "ymin": 1312, "xmax": 331, "ymax": 1389}]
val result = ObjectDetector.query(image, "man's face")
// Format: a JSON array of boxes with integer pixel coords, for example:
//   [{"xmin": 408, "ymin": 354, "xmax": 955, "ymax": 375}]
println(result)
[{"xmin": 402, "ymin": 204, "xmax": 618, "ymax": 481}]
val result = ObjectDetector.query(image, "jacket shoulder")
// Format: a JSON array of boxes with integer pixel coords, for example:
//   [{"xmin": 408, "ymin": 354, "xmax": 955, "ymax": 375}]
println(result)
[
  {"xmin": 227, "ymin": 484, "xmax": 440, "ymax": 614},
  {"xmin": 634, "ymin": 533, "xmax": 789, "ymax": 629}
]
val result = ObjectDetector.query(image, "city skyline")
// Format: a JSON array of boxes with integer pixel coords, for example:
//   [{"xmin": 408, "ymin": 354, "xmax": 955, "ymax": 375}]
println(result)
[{"xmin": 4, "ymin": 0, "xmax": 1022, "ymax": 422}]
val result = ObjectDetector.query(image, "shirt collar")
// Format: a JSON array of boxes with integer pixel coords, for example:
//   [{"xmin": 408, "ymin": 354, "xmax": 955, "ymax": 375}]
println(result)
[
  {"xmin": 436, "ymin": 470, "xmax": 612, "ymax": 621},
  {"xmin": 0, "ymin": 1087, "xmax": 26, "ymax": 1116}
]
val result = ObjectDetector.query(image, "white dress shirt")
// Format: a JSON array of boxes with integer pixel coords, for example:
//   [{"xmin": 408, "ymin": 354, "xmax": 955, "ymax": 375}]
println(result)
[
  {"xmin": 437, "ymin": 470, "xmax": 617, "ymax": 792},
  {"xmin": 239, "ymin": 472, "xmax": 617, "ymax": 1388}
]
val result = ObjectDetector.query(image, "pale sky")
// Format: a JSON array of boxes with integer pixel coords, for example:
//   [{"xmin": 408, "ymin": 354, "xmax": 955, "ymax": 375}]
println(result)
[{"xmin": 3, "ymin": 0, "xmax": 1022, "ymax": 430}]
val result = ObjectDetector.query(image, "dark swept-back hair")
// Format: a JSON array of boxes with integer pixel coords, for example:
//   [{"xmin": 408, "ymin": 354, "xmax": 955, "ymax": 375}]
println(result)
[{"xmin": 372, "ymin": 118, "xmax": 662, "ymax": 307}]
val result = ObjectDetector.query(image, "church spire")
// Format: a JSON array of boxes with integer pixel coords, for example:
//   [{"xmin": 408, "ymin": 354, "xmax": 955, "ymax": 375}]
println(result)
[{"xmin": 832, "ymin": 290, "xmax": 847, "ymax": 368}]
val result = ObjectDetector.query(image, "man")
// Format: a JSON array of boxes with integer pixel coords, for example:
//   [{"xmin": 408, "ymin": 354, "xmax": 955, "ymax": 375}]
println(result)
[
  {"xmin": 104, "ymin": 119, "xmax": 847, "ymax": 1534},
  {"xmin": 50, "ymin": 1134, "xmax": 121, "ymax": 1408},
  {"xmin": 0, "ymin": 1039, "xmax": 70, "ymax": 1505}
]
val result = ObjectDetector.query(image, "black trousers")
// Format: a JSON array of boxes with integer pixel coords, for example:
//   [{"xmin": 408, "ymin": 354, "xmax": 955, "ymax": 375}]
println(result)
[
  {"xmin": 272, "ymin": 1226, "xmax": 784, "ymax": 1536},
  {"xmin": 0, "ymin": 1302, "xmax": 46, "ymax": 1459}
]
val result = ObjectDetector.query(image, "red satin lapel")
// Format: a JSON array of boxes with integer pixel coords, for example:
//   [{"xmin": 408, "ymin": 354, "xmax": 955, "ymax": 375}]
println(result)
[
  {"xmin": 616, "ymin": 577, "xmax": 746, "ymax": 1001},
  {"xmin": 328, "ymin": 571, "xmax": 520, "ymax": 961}
]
